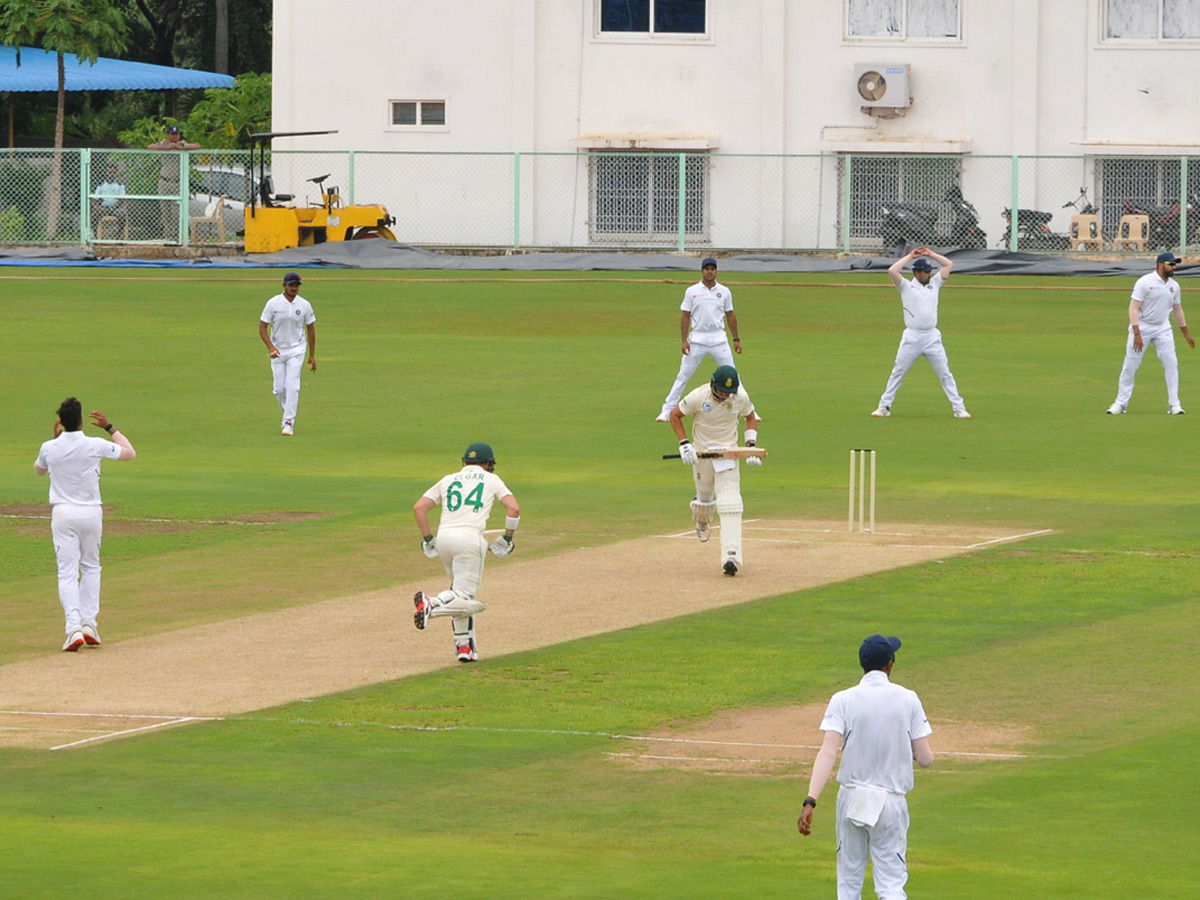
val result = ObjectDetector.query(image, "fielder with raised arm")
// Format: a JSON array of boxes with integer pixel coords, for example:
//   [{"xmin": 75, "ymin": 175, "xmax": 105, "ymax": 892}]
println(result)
[
  {"xmin": 413, "ymin": 443, "xmax": 520, "ymax": 663},
  {"xmin": 669, "ymin": 365, "xmax": 762, "ymax": 576},
  {"xmin": 871, "ymin": 247, "xmax": 971, "ymax": 419}
]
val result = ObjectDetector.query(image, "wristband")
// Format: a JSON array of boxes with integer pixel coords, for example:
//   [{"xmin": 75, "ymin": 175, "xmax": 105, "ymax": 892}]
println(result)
[
  {"xmin": 104, "ymin": 423, "xmax": 114, "ymax": 434},
  {"xmin": 504, "ymin": 515, "xmax": 520, "ymax": 532},
  {"xmin": 743, "ymin": 429, "xmax": 757, "ymax": 446},
  {"xmin": 680, "ymin": 439, "xmax": 691, "ymax": 446},
  {"xmin": 732, "ymin": 337, "xmax": 740, "ymax": 342},
  {"xmin": 423, "ymin": 534, "xmax": 434, "ymax": 544},
  {"xmin": 803, "ymin": 797, "xmax": 817, "ymax": 809}
]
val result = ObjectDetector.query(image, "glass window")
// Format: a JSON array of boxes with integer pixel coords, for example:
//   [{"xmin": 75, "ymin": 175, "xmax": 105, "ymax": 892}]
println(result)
[
  {"xmin": 392, "ymin": 102, "xmax": 417, "ymax": 126},
  {"xmin": 847, "ymin": 0, "xmax": 959, "ymax": 39},
  {"xmin": 1106, "ymin": 0, "xmax": 1200, "ymax": 39},
  {"xmin": 390, "ymin": 100, "xmax": 447, "ymax": 129},
  {"xmin": 421, "ymin": 102, "xmax": 446, "ymax": 126},
  {"xmin": 600, "ymin": 0, "xmax": 706, "ymax": 35},
  {"xmin": 589, "ymin": 151, "xmax": 708, "ymax": 243}
]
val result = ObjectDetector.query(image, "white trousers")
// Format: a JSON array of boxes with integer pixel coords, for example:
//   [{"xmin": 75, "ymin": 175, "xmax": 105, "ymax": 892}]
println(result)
[
  {"xmin": 693, "ymin": 460, "xmax": 743, "ymax": 567},
  {"xmin": 271, "ymin": 347, "xmax": 306, "ymax": 425},
  {"xmin": 431, "ymin": 528, "xmax": 489, "ymax": 647},
  {"xmin": 51, "ymin": 504, "xmax": 103, "ymax": 634},
  {"xmin": 1115, "ymin": 322, "xmax": 1179, "ymax": 408},
  {"xmin": 661, "ymin": 338, "xmax": 736, "ymax": 415},
  {"xmin": 836, "ymin": 787, "xmax": 911, "ymax": 900},
  {"xmin": 879, "ymin": 327, "xmax": 965, "ymax": 411}
]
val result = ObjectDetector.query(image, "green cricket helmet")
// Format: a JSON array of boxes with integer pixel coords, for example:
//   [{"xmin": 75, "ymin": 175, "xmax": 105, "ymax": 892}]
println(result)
[{"xmin": 710, "ymin": 365, "xmax": 740, "ymax": 396}]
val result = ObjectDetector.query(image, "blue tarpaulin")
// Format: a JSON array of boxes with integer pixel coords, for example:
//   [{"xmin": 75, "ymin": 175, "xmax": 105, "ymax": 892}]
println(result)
[{"xmin": 0, "ymin": 45, "xmax": 235, "ymax": 92}]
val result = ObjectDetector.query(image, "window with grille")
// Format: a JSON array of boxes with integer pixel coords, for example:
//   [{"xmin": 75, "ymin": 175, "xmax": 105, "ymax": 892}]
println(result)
[
  {"xmin": 597, "ymin": 0, "xmax": 707, "ymax": 36},
  {"xmin": 1104, "ymin": 0, "xmax": 1200, "ymax": 40},
  {"xmin": 841, "ymin": 155, "xmax": 962, "ymax": 244},
  {"xmin": 589, "ymin": 152, "xmax": 708, "ymax": 243},
  {"xmin": 389, "ymin": 100, "xmax": 447, "ymax": 129},
  {"xmin": 1096, "ymin": 156, "xmax": 1200, "ymax": 234},
  {"xmin": 845, "ymin": 0, "xmax": 960, "ymax": 39}
]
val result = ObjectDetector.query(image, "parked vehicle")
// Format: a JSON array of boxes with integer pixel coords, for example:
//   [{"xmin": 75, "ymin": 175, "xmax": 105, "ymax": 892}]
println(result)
[
  {"xmin": 1121, "ymin": 191, "xmax": 1198, "ymax": 251},
  {"xmin": 879, "ymin": 184, "xmax": 987, "ymax": 254},
  {"xmin": 999, "ymin": 187, "xmax": 1096, "ymax": 251},
  {"xmin": 189, "ymin": 163, "xmax": 261, "ymax": 238}
]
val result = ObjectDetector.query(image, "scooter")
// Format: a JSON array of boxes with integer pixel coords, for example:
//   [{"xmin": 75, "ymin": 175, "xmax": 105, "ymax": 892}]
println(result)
[
  {"xmin": 879, "ymin": 184, "xmax": 987, "ymax": 254},
  {"xmin": 999, "ymin": 187, "xmax": 1096, "ymax": 250},
  {"xmin": 1121, "ymin": 191, "xmax": 1198, "ymax": 250}
]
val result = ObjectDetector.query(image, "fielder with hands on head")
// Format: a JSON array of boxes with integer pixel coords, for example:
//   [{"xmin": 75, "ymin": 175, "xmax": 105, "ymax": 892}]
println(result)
[
  {"xmin": 669, "ymin": 365, "xmax": 762, "ymax": 577},
  {"xmin": 259, "ymin": 272, "xmax": 317, "ymax": 436},
  {"xmin": 871, "ymin": 247, "xmax": 971, "ymax": 419},
  {"xmin": 656, "ymin": 257, "xmax": 743, "ymax": 422},
  {"xmin": 413, "ymin": 443, "xmax": 521, "ymax": 663},
  {"xmin": 1106, "ymin": 251, "xmax": 1194, "ymax": 415},
  {"xmin": 797, "ymin": 634, "xmax": 933, "ymax": 900},
  {"xmin": 33, "ymin": 398, "xmax": 136, "ymax": 652}
]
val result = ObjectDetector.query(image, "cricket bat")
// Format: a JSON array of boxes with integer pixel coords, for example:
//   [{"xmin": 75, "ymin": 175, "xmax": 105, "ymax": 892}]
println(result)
[{"xmin": 661, "ymin": 446, "xmax": 767, "ymax": 460}]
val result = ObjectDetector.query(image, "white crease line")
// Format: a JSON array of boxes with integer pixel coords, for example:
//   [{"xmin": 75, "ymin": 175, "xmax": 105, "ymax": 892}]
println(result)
[
  {"xmin": 50, "ymin": 717, "xmax": 213, "ymax": 751},
  {"xmin": 965, "ymin": 529, "xmax": 1054, "ymax": 549}
]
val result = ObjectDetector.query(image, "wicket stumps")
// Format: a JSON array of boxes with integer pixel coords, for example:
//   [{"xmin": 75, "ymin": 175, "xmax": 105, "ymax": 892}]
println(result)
[{"xmin": 848, "ymin": 448, "xmax": 876, "ymax": 533}]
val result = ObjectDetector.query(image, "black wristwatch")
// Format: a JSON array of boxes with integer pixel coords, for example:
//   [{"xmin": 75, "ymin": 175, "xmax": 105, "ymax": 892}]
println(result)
[
  {"xmin": 104, "ymin": 423, "xmax": 114, "ymax": 434},
  {"xmin": 803, "ymin": 797, "xmax": 817, "ymax": 809}
]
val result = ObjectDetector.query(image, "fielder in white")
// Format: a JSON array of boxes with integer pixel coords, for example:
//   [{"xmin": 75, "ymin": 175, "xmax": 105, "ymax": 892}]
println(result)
[
  {"xmin": 798, "ymin": 635, "xmax": 934, "ymax": 900},
  {"xmin": 872, "ymin": 247, "xmax": 971, "ymax": 419},
  {"xmin": 669, "ymin": 365, "xmax": 762, "ymax": 576},
  {"xmin": 33, "ymin": 398, "xmax": 136, "ymax": 651},
  {"xmin": 413, "ymin": 443, "xmax": 521, "ymax": 663},
  {"xmin": 1107, "ymin": 251, "xmax": 1194, "ymax": 415},
  {"xmin": 259, "ymin": 272, "xmax": 317, "ymax": 436},
  {"xmin": 656, "ymin": 256, "xmax": 743, "ymax": 422}
]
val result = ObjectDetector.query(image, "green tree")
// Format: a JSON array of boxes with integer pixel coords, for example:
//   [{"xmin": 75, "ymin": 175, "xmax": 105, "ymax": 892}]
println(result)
[{"xmin": 117, "ymin": 72, "xmax": 270, "ymax": 150}]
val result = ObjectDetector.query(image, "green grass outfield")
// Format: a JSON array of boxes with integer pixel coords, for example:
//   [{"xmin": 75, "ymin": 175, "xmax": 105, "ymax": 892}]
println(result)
[{"xmin": 0, "ymin": 268, "xmax": 1196, "ymax": 897}]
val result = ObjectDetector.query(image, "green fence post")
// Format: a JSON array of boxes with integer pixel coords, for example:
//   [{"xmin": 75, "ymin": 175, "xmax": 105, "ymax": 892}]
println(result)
[
  {"xmin": 1010, "ymin": 155, "xmax": 1020, "ymax": 252},
  {"xmin": 677, "ymin": 153, "xmax": 687, "ymax": 252},
  {"xmin": 348, "ymin": 150, "xmax": 355, "ymax": 205},
  {"xmin": 514, "ymin": 152, "xmax": 521, "ymax": 249},
  {"xmin": 79, "ymin": 148, "xmax": 90, "ymax": 245},
  {"xmin": 841, "ymin": 154, "xmax": 852, "ymax": 253},
  {"xmin": 1179, "ymin": 155, "xmax": 1189, "ymax": 254}
]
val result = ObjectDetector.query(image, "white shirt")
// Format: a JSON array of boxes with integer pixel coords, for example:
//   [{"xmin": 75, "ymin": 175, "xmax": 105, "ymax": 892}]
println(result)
[
  {"xmin": 820, "ymin": 670, "xmax": 932, "ymax": 795},
  {"xmin": 1131, "ymin": 271, "xmax": 1181, "ymax": 326},
  {"xmin": 423, "ymin": 466, "xmax": 513, "ymax": 534},
  {"xmin": 679, "ymin": 385, "xmax": 756, "ymax": 450},
  {"xmin": 260, "ymin": 294, "xmax": 316, "ymax": 351},
  {"xmin": 35, "ymin": 431, "xmax": 123, "ymax": 506},
  {"xmin": 682, "ymin": 280, "xmax": 734, "ymax": 342},
  {"xmin": 897, "ymin": 271, "xmax": 944, "ymax": 331}
]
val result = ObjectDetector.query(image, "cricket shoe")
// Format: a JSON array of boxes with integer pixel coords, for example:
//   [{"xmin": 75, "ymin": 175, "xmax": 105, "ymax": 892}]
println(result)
[
  {"xmin": 953, "ymin": 409, "xmax": 972, "ymax": 419},
  {"xmin": 456, "ymin": 643, "xmax": 478, "ymax": 663},
  {"xmin": 62, "ymin": 631, "xmax": 86, "ymax": 652},
  {"xmin": 1168, "ymin": 404, "xmax": 1186, "ymax": 415},
  {"xmin": 413, "ymin": 591, "xmax": 435, "ymax": 630},
  {"xmin": 696, "ymin": 521, "xmax": 711, "ymax": 542},
  {"xmin": 870, "ymin": 406, "xmax": 891, "ymax": 418},
  {"xmin": 281, "ymin": 419, "xmax": 294, "ymax": 436},
  {"xmin": 723, "ymin": 559, "xmax": 738, "ymax": 577},
  {"xmin": 81, "ymin": 624, "xmax": 101, "ymax": 647},
  {"xmin": 1106, "ymin": 403, "xmax": 1126, "ymax": 415}
]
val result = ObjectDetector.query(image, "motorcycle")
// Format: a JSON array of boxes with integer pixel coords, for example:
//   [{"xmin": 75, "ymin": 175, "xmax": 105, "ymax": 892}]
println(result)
[
  {"xmin": 999, "ymin": 187, "xmax": 1096, "ymax": 251},
  {"xmin": 879, "ymin": 184, "xmax": 987, "ymax": 255},
  {"xmin": 1121, "ymin": 191, "xmax": 1198, "ymax": 251}
]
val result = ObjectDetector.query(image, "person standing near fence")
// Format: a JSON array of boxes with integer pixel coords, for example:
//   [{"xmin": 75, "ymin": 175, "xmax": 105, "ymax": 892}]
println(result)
[
  {"xmin": 259, "ymin": 272, "xmax": 317, "ymax": 436},
  {"xmin": 656, "ymin": 257, "xmax": 743, "ymax": 422},
  {"xmin": 34, "ymin": 398, "xmax": 136, "ymax": 651},
  {"xmin": 146, "ymin": 124, "xmax": 200, "ymax": 242},
  {"xmin": 1106, "ymin": 251, "xmax": 1194, "ymax": 415}
]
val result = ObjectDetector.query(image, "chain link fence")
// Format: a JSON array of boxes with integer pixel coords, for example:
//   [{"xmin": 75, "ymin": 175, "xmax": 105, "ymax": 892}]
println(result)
[{"xmin": 1, "ymin": 147, "xmax": 1198, "ymax": 253}]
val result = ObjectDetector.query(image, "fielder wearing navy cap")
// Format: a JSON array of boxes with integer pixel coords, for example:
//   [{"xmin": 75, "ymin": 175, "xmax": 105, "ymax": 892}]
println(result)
[
  {"xmin": 1156, "ymin": 252, "xmax": 1182, "ymax": 266},
  {"xmin": 911, "ymin": 258, "xmax": 934, "ymax": 272},
  {"xmin": 701, "ymin": 257, "xmax": 718, "ymax": 268},
  {"xmin": 166, "ymin": 125, "xmax": 181, "ymax": 134},
  {"xmin": 283, "ymin": 272, "xmax": 302, "ymax": 285},
  {"xmin": 859, "ymin": 634, "xmax": 902, "ymax": 670}
]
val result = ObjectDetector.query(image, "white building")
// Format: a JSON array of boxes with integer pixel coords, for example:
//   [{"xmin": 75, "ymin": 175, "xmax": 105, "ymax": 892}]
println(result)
[{"xmin": 271, "ymin": 1, "xmax": 1200, "ymax": 250}]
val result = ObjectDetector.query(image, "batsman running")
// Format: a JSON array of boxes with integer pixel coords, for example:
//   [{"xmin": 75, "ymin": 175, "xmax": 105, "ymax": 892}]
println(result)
[
  {"xmin": 669, "ymin": 365, "xmax": 762, "ymax": 576},
  {"xmin": 412, "ymin": 443, "xmax": 521, "ymax": 663}
]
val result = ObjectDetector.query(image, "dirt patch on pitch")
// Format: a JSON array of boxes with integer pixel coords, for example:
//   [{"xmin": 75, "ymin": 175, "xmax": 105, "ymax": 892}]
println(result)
[
  {"xmin": 609, "ymin": 703, "xmax": 1034, "ymax": 776},
  {"xmin": 0, "ymin": 505, "xmax": 328, "ymax": 537},
  {"xmin": 0, "ymin": 518, "xmax": 1046, "ymax": 749}
]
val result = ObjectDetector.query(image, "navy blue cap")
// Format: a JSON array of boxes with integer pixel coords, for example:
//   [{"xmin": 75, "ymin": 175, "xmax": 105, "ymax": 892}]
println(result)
[
  {"xmin": 166, "ymin": 125, "xmax": 181, "ymax": 134},
  {"xmin": 859, "ymin": 634, "xmax": 902, "ymax": 670},
  {"xmin": 911, "ymin": 258, "xmax": 934, "ymax": 272},
  {"xmin": 1157, "ymin": 252, "xmax": 1182, "ymax": 266},
  {"xmin": 283, "ymin": 272, "xmax": 302, "ymax": 284},
  {"xmin": 701, "ymin": 257, "xmax": 718, "ymax": 269}
]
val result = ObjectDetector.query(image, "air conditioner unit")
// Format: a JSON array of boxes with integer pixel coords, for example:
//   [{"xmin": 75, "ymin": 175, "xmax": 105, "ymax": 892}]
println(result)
[{"xmin": 854, "ymin": 64, "xmax": 911, "ymax": 113}]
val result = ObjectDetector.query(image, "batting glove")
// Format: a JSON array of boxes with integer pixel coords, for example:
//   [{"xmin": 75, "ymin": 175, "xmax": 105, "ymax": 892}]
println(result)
[
  {"xmin": 744, "ymin": 455, "xmax": 763, "ymax": 467},
  {"xmin": 421, "ymin": 536, "xmax": 439, "ymax": 558},
  {"xmin": 489, "ymin": 534, "xmax": 514, "ymax": 557},
  {"xmin": 679, "ymin": 440, "xmax": 699, "ymax": 465}
]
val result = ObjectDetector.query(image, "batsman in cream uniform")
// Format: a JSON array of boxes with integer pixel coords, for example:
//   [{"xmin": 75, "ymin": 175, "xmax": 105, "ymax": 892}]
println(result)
[
  {"xmin": 871, "ymin": 248, "xmax": 971, "ymax": 419},
  {"xmin": 656, "ymin": 257, "xmax": 743, "ymax": 422},
  {"xmin": 669, "ymin": 365, "xmax": 762, "ymax": 576},
  {"xmin": 413, "ymin": 443, "xmax": 521, "ymax": 662},
  {"xmin": 1107, "ymin": 251, "xmax": 1194, "ymax": 415},
  {"xmin": 258, "ymin": 272, "xmax": 317, "ymax": 436}
]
